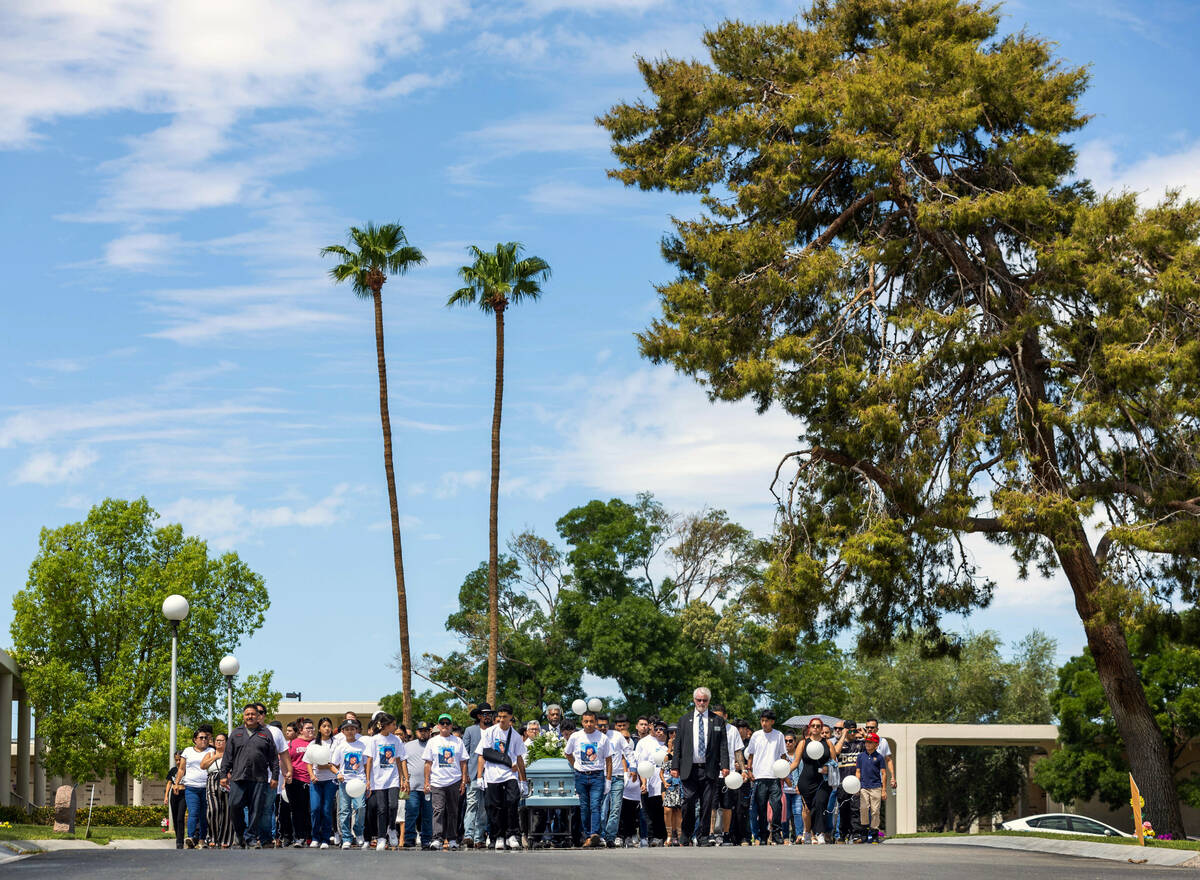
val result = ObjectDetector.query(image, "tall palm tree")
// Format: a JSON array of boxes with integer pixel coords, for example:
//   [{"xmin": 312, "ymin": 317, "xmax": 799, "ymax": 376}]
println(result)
[
  {"xmin": 448, "ymin": 242, "xmax": 551, "ymax": 704},
  {"xmin": 322, "ymin": 222, "xmax": 425, "ymax": 728}
]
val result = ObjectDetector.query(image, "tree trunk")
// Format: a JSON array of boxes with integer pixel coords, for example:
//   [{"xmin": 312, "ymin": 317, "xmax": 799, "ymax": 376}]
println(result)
[
  {"xmin": 114, "ymin": 767, "xmax": 128, "ymax": 805},
  {"xmin": 373, "ymin": 288, "xmax": 413, "ymax": 729},
  {"xmin": 1057, "ymin": 535, "xmax": 1185, "ymax": 838},
  {"xmin": 486, "ymin": 303, "xmax": 506, "ymax": 706}
]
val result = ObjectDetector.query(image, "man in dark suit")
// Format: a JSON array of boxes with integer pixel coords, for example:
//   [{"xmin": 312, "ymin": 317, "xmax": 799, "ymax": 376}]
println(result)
[{"xmin": 670, "ymin": 686, "xmax": 729, "ymax": 846}]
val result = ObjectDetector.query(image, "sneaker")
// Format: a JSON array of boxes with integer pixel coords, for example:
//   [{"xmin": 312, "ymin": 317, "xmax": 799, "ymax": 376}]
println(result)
[
  {"xmin": 294, "ymin": 839, "xmax": 306, "ymax": 848},
  {"xmin": 506, "ymin": 836, "xmax": 521, "ymax": 850},
  {"xmin": 612, "ymin": 837, "xmax": 622, "ymax": 848},
  {"xmin": 184, "ymin": 837, "xmax": 194, "ymax": 849},
  {"xmin": 815, "ymin": 833, "xmax": 826, "ymax": 845},
  {"xmin": 431, "ymin": 839, "xmax": 443, "ymax": 851},
  {"xmin": 463, "ymin": 837, "xmax": 474, "ymax": 849},
  {"xmin": 494, "ymin": 837, "xmax": 505, "ymax": 850},
  {"xmin": 319, "ymin": 842, "xmax": 329, "ymax": 850},
  {"xmin": 376, "ymin": 840, "xmax": 386, "ymax": 852},
  {"xmin": 342, "ymin": 842, "xmax": 352, "ymax": 850},
  {"xmin": 359, "ymin": 839, "xmax": 369, "ymax": 850},
  {"xmin": 449, "ymin": 841, "xmax": 460, "ymax": 850}
]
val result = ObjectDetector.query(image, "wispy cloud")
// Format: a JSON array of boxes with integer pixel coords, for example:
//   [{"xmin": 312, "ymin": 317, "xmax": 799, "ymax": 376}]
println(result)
[
  {"xmin": 435, "ymin": 469, "xmax": 485, "ymax": 498},
  {"xmin": 12, "ymin": 447, "xmax": 99, "ymax": 485},
  {"xmin": 160, "ymin": 483, "xmax": 357, "ymax": 549},
  {"xmin": 148, "ymin": 303, "xmax": 354, "ymax": 343},
  {"xmin": 1077, "ymin": 139, "xmax": 1200, "ymax": 205}
]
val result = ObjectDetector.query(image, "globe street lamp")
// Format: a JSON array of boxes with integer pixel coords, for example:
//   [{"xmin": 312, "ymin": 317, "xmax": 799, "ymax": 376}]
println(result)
[
  {"xmin": 161, "ymin": 594, "xmax": 189, "ymax": 832},
  {"xmin": 219, "ymin": 654, "xmax": 240, "ymax": 734}
]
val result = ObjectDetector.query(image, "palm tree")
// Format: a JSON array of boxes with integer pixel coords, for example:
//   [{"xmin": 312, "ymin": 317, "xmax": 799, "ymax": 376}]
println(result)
[
  {"xmin": 448, "ymin": 242, "xmax": 551, "ymax": 704},
  {"xmin": 322, "ymin": 222, "xmax": 425, "ymax": 728}
]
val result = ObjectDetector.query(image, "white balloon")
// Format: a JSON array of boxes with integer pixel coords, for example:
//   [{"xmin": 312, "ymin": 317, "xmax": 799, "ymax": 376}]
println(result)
[
  {"xmin": 724, "ymin": 771, "xmax": 744, "ymax": 791},
  {"xmin": 637, "ymin": 761, "xmax": 656, "ymax": 780},
  {"xmin": 306, "ymin": 744, "xmax": 331, "ymax": 766},
  {"xmin": 571, "ymin": 699, "xmax": 587, "ymax": 716},
  {"xmin": 345, "ymin": 778, "xmax": 366, "ymax": 799},
  {"xmin": 771, "ymin": 758, "xmax": 792, "ymax": 779},
  {"xmin": 587, "ymin": 698, "xmax": 603, "ymax": 713},
  {"xmin": 805, "ymin": 740, "xmax": 825, "ymax": 760},
  {"xmin": 841, "ymin": 775, "xmax": 862, "ymax": 795},
  {"xmin": 651, "ymin": 748, "xmax": 668, "ymax": 767}
]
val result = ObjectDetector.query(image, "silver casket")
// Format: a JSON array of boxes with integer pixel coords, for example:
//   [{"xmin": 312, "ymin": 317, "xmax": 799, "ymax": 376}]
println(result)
[{"xmin": 523, "ymin": 757, "xmax": 578, "ymax": 807}]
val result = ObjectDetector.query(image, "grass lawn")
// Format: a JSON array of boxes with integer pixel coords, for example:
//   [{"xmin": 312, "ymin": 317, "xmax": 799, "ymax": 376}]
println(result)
[
  {"xmin": 0, "ymin": 824, "xmax": 167, "ymax": 846},
  {"xmin": 893, "ymin": 830, "xmax": 1200, "ymax": 852}
]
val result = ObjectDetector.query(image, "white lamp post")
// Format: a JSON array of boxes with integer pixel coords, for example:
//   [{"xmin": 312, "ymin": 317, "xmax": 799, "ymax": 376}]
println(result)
[
  {"xmin": 219, "ymin": 654, "xmax": 240, "ymax": 734},
  {"xmin": 161, "ymin": 594, "xmax": 189, "ymax": 832}
]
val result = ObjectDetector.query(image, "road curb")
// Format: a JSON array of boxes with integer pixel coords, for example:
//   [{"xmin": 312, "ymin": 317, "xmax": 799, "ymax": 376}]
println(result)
[
  {"xmin": 888, "ymin": 835, "xmax": 1199, "ymax": 867},
  {"xmin": 1, "ymin": 840, "xmax": 45, "ymax": 855}
]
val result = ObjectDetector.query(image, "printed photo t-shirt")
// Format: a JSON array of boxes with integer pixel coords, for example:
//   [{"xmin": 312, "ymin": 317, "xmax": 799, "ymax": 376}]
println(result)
[
  {"xmin": 370, "ymin": 733, "xmax": 403, "ymax": 789},
  {"xmin": 423, "ymin": 734, "xmax": 467, "ymax": 787},
  {"xmin": 565, "ymin": 729, "xmax": 611, "ymax": 773},
  {"xmin": 332, "ymin": 737, "xmax": 368, "ymax": 781},
  {"xmin": 474, "ymin": 725, "xmax": 527, "ymax": 785}
]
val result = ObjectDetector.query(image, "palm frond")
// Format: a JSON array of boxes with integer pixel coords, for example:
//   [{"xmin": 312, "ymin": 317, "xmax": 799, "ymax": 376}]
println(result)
[
  {"xmin": 448, "ymin": 242, "xmax": 551, "ymax": 313},
  {"xmin": 322, "ymin": 221, "xmax": 423, "ymax": 300}
]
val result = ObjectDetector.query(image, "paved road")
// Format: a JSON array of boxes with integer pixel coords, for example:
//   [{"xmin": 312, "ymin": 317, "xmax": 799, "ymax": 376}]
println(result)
[{"xmin": 1, "ymin": 843, "xmax": 1191, "ymax": 878}]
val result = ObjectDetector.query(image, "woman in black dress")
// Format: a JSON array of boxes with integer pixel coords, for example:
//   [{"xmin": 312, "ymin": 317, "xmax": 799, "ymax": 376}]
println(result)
[{"xmin": 789, "ymin": 717, "xmax": 846, "ymax": 844}]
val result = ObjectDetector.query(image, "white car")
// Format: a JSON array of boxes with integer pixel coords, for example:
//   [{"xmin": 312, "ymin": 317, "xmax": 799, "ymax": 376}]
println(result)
[{"xmin": 999, "ymin": 813, "xmax": 1132, "ymax": 838}]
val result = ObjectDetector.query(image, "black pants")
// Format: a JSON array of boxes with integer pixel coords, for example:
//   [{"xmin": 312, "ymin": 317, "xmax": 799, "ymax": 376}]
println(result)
[
  {"xmin": 485, "ymin": 780, "xmax": 521, "ymax": 838},
  {"xmin": 837, "ymin": 790, "xmax": 862, "ymax": 840},
  {"xmin": 370, "ymin": 787, "xmax": 400, "ymax": 842},
  {"xmin": 170, "ymin": 790, "xmax": 187, "ymax": 847},
  {"xmin": 753, "ymin": 778, "xmax": 782, "ymax": 840},
  {"xmin": 229, "ymin": 780, "xmax": 269, "ymax": 845},
  {"xmin": 285, "ymin": 782, "xmax": 311, "ymax": 841},
  {"xmin": 618, "ymin": 798, "xmax": 641, "ymax": 839},
  {"xmin": 432, "ymin": 785, "xmax": 461, "ymax": 842},
  {"xmin": 733, "ymin": 785, "xmax": 752, "ymax": 843},
  {"xmin": 641, "ymin": 793, "xmax": 666, "ymax": 840},
  {"xmin": 680, "ymin": 768, "xmax": 717, "ymax": 841},
  {"xmin": 800, "ymin": 784, "xmax": 831, "ymax": 834}
]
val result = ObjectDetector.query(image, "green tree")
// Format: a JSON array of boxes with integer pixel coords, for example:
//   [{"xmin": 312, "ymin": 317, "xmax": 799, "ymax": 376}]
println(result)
[
  {"xmin": 1035, "ymin": 610, "xmax": 1200, "ymax": 813},
  {"xmin": 322, "ymin": 222, "xmax": 426, "ymax": 729},
  {"xmin": 9, "ymin": 498, "xmax": 269, "ymax": 801},
  {"xmin": 447, "ymin": 242, "xmax": 551, "ymax": 706},
  {"xmin": 600, "ymin": 0, "xmax": 1200, "ymax": 836},
  {"xmin": 380, "ymin": 689, "xmax": 472, "ymax": 730}
]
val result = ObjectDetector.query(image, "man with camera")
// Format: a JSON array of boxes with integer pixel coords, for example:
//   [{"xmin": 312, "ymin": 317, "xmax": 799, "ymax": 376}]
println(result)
[{"xmin": 833, "ymin": 720, "xmax": 865, "ymax": 843}]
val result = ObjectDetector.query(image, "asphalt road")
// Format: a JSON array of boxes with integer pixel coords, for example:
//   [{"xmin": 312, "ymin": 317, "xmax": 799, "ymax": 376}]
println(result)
[{"xmin": 1, "ymin": 844, "xmax": 1190, "ymax": 878}]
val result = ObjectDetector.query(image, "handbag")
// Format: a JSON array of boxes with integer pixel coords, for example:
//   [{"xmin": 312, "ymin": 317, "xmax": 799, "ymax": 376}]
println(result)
[{"xmin": 481, "ymin": 727, "xmax": 514, "ymax": 767}]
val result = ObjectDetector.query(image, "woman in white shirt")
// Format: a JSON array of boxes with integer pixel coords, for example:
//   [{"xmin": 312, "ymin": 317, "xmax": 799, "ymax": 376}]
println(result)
[{"xmin": 177, "ymin": 725, "xmax": 214, "ymax": 848}]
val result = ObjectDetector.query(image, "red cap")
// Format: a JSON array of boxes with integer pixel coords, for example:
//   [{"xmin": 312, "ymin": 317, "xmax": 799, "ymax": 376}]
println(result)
[{"xmin": 865, "ymin": 733, "xmax": 880, "ymax": 743}]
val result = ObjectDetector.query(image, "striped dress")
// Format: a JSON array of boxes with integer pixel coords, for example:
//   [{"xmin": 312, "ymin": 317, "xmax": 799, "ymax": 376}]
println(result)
[{"xmin": 206, "ymin": 754, "xmax": 235, "ymax": 847}]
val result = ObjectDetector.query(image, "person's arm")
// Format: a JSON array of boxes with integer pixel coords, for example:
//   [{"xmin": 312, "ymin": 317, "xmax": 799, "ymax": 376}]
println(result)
[
  {"xmin": 279, "ymin": 747, "xmax": 292, "ymax": 783},
  {"xmin": 476, "ymin": 755, "xmax": 485, "ymax": 784},
  {"xmin": 887, "ymin": 754, "xmax": 896, "ymax": 789},
  {"xmin": 458, "ymin": 758, "xmax": 468, "ymax": 794},
  {"xmin": 604, "ymin": 755, "xmax": 612, "ymax": 781},
  {"xmin": 670, "ymin": 718, "xmax": 683, "ymax": 778},
  {"xmin": 745, "ymin": 734, "xmax": 756, "ymax": 780},
  {"xmin": 201, "ymin": 750, "xmax": 219, "ymax": 769},
  {"xmin": 829, "ymin": 728, "xmax": 847, "ymax": 760},
  {"xmin": 565, "ymin": 738, "xmax": 575, "ymax": 769},
  {"xmin": 719, "ymin": 724, "xmax": 729, "ymax": 776},
  {"xmin": 881, "ymin": 762, "xmax": 888, "ymax": 799},
  {"xmin": 423, "ymin": 755, "xmax": 432, "ymax": 791},
  {"xmin": 223, "ymin": 735, "xmax": 237, "ymax": 785},
  {"xmin": 516, "ymin": 755, "xmax": 526, "ymax": 783},
  {"xmin": 365, "ymin": 755, "xmax": 373, "ymax": 794}
]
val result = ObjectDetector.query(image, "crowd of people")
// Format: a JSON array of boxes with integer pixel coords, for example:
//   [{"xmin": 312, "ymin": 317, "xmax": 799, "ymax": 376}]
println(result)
[{"xmin": 166, "ymin": 688, "xmax": 894, "ymax": 851}]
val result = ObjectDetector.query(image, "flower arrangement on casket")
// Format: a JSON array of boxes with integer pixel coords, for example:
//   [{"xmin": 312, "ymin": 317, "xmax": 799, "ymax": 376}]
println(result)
[{"xmin": 526, "ymin": 731, "xmax": 566, "ymax": 764}]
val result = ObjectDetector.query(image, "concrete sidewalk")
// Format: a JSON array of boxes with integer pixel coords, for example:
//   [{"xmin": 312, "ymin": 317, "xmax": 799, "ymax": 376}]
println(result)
[
  {"xmin": 2, "ymin": 838, "xmax": 177, "ymax": 853},
  {"xmin": 889, "ymin": 834, "xmax": 1200, "ymax": 867}
]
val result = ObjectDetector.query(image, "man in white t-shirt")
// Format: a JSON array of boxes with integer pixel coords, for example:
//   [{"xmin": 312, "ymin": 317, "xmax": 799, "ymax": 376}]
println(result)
[
  {"xmin": 423, "ymin": 714, "xmax": 468, "ymax": 850},
  {"xmin": 474, "ymin": 703, "xmax": 528, "ymax": 850},
  {"xmin": 565, "ymin": 710, "xmax": 612, "ymax": 847},
  {"xmin": 744, "ymin": 709, "xmax": 787, "ymax": 845}
]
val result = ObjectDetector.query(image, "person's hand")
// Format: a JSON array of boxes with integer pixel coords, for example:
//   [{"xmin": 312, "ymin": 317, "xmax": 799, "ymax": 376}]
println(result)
[
  {"xmin": 745, "ymin": 770, "xmax": 753, "ymax": 782},
  {"xmin": 460, "ymin": 780, "xmax": 466, "ymax": 795},
  {"xmin": 220, "ymin": 778, "xmax": 230, "ymax": 791},
  {"xmin": 476, "ymin": 778, "xmax": 486, "ymax": 791},
  {"xmin": 336, "ymin": 773, "xmax": 345, "ymax": 783},
  {"xmin": 520, "ymin": 781, "xmax": 530, "ymax": 798},
  {"xmin": 882, "ymin": 789, "xmax": 887, "ymax": 801},
  {"xmin": 604, "ymin": 778, "xmax": 611, "ymax": 796},
  {"xmin": 284, "ymin": 770, "xmax": 292, "ymax": 783}
]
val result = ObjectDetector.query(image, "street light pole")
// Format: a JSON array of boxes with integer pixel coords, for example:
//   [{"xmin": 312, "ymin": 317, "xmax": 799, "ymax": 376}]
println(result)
[
  {"xmin": 161, "ymin": 595, "xmax": 190, "ymax": 831},
  {"xmin": 219, "ymin": 655, "xmax": 240, "ymax": 734}
]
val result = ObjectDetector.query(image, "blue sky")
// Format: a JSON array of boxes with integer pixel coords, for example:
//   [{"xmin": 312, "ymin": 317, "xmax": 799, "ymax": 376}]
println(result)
[{"xmin": 1, "ymin": 0, "xmax": 1197, "ymax": 705}]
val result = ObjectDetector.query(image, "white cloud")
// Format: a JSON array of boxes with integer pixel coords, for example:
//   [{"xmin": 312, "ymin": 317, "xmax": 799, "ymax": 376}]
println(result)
[
  {"xmin": 1077, "ymin": 139, "xmax": 1200, "ymax": 205},
  {"xmin": 31, "ymin": 358, "xmax": 86, "ymax": 373},
  {"xmin": 12, "ymin": 447, "xmax": 99, "ymax": 485},
  {"xmin": 435, "ymin": 469, "xmax": 485, "ymax": 499},
  {"xmin": 160, "ymin": 483, "xmax": 355, "ymax": 549},
  {"xmin": 148, "ymin": 303, "xmax": 355, "ymax": 343},
  {"xmin": 525, "ymin": 367, "xmax": 798, "ymax": 533},
  {"xmin": 525, "ymin": 180, "xmax": 649, "ymax": 214},
  {"xmin": 104, "ymin": 232, "xmax": 181, "ymax": 268}
]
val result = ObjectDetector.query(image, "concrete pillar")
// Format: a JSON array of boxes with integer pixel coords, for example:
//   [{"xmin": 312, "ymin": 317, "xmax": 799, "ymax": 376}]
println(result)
[
  {"xmin": 16, "ymin": 696, "xmax": 30, "ymax": 808},
  {"xmin": 0, "ymin": 672, "xmax": 12, "ymax": 806},
  {"xmin": 898, "ymin": 732, "xmax": 918, "ymax": 834},
  {"xmin": 132, "ymin": 778, "xmax": 144, "ymax": 806}
]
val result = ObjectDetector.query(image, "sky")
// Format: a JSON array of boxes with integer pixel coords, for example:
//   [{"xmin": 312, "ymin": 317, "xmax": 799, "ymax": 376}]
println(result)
[{"xmin": 1, "ymin": 0, "xmax": 1198, "ymax": 706}]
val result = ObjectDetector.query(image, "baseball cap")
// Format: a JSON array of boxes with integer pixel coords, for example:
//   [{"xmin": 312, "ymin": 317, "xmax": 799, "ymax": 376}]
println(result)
[
  {"xmin": 437, "ymin": 713, "xmax": 453, "ymax": 723},
  {"xmin": 865, "ymin": 732, "xmax": 880, "ymax": 743},
  {"xmin": 416, "ymin": 720, "xmax": 432, "ymax": 730}
]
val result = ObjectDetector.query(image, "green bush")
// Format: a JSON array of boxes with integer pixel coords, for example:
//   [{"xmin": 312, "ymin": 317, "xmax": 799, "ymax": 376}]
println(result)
[
  {"xmin": 78, "ymin": 805, "xmax": 168, "ymax": 827},
  {"xmin": 0, "ymin": 805, "xmax": 45, "ymax": 824}
]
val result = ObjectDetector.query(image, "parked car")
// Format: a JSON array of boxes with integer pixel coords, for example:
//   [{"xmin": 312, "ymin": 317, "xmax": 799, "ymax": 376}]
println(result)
[{"xmin": 999, "ymin": 813, "xmax": 1132, "ymax": 838}]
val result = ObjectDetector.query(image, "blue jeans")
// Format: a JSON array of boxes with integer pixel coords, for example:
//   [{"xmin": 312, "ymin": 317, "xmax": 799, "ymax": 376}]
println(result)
[
  {"xmin": 337, "ymin": 782, "xmax": 365, "ymax": 842},
  {"xmin": 826, "ymin": 788, "xmax": 840, "ymax": 839},
  {"xmin": 404, "ymin": 789, "xmax": 434, "ymax": 847},
  {"xmin": 784, "ymin": 792, "xmax": 804, "ymax": 839},
  {"xmin": 603, "ymin": 774, "xmax": 625, "ymax": 841},
  {"xmin": 464, "ymin": 782, "xmax": 488, "ymax": 842},
  {"xmin": 310, "ymin": 779, "xmax": 336, "ymax": 843},
  {"xmin": 574, "ymin": 771, "xmax": 605, "ymax": 838},
  {"xmin": 184, "ymin": 786, "xmax": 207, "ymax": 840}
]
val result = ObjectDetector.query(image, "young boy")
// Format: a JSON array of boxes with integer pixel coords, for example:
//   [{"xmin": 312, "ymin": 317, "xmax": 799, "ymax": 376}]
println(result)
[
  {"xmin": 423, "ymin": 714, "xmax": 468, "ymax": 850},
  {"xmin": 855, "ymin": 732, "xmax": 888, "ymax": 843},
  {"xmin": 745, "ymin": 709, "xmax": 787, "ymax": 845},
  {"xmin": 368, "ymin": 713, "xmax": 403, "ymax": 850},
  {"xmin": 331, "ymin": 718, "xmax": 371, "ymax": 849}
]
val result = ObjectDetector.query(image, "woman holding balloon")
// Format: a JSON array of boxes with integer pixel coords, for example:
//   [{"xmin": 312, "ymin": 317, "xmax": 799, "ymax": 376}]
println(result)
[
  {"xmin": 304, "ymin": 717, "xmax": 339, "ymax": 849},
  {"xmin": 788, "ymin": 717, "xmax": 847, "ymax": 844}
]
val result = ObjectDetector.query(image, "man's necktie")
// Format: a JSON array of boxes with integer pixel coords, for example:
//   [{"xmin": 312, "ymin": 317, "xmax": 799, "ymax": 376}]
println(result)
[{"xmin": 698, "ymin": 713, "xmax": 706, "ymax": 758}]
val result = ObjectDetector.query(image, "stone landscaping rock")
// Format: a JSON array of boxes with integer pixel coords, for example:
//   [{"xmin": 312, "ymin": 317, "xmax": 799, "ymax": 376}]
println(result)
[{"xmin": 53, "ymin": 785, "xmax": 76, "ymax": 833}]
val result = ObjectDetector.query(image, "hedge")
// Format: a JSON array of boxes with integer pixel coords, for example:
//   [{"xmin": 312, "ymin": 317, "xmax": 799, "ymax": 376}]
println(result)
[{"xmin": 0, "ymin": 804, "xmax": 167, "ymax": 827}]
